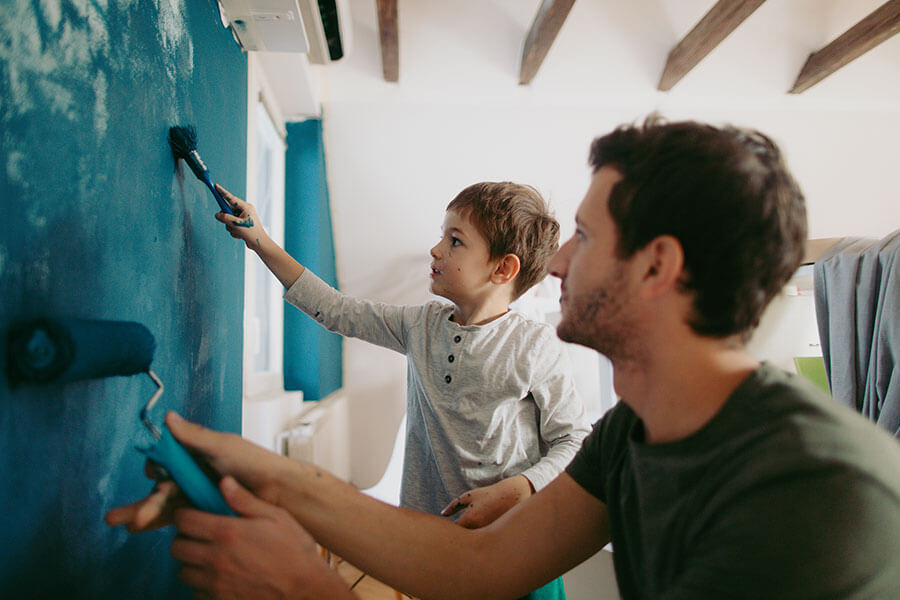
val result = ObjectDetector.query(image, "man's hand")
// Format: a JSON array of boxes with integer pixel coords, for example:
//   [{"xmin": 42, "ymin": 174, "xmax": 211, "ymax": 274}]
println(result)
[
  {"xmin": 105, "ymin": 412, "xmax": 288, "ymax": 533},
  {"xmin": 172, "ymin": 476, "xmax": 357, "ymax": 600},
  {"xmin": 441, "ymin": 474, "xmax": 534, "ymax": 529}
]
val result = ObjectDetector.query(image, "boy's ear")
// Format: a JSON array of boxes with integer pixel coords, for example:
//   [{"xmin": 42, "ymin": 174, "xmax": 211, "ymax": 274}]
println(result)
[
  {"xmin": 491, "ymin": 254, "xmax": 521, "ymax": 285},
  {"xmin": 636, "ymin": 235, "xmax": 683, "ymax": 299}
]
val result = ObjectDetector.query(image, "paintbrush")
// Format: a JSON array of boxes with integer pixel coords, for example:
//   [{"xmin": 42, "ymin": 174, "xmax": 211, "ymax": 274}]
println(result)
[{"xmin": 168, "ymin": 125, "xmax": 238, "ymax": 216}]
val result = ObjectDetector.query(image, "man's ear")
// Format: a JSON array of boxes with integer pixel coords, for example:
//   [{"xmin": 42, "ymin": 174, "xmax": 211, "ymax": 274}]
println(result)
[
  {"xmin": 491, "ymin": 254, "xmax": 521, "ymax": 285},
  {"xmin": 636, "ymin": 235, "xmax": 683, "ymax": 299}
]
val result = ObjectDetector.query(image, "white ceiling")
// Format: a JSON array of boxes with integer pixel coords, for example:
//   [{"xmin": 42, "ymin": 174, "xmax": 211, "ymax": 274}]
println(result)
[{"xmin": 265, "ymin": 0, "xmax": 899, "ymax": 119}]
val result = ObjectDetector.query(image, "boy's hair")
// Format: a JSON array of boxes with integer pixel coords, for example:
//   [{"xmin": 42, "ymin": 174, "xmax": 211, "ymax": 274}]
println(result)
[
  {"xmin": 589, "ymin": 115, "xmax": 807, "ymax": 340},
  {"xmin": 447, "ymin": 182, "xmax": 560, "ymax": 300}
]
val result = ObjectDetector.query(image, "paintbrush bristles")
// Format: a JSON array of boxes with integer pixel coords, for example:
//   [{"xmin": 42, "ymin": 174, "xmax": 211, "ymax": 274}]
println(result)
[{"xmin": 168, "ymin": 125, "xmax": 198, "ymax": 159}]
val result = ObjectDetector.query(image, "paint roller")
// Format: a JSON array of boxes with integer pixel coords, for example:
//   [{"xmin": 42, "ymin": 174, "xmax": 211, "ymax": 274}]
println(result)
[{"xmin": 5, "ymin": 318, "xmax": 235, "ymax": 516}]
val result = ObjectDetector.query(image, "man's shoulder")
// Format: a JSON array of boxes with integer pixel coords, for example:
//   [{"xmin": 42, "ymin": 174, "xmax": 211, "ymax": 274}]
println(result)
[
  {"xmin": 738, "ymin": 365, "xmax": 898, "ymax": 457},
  {"xmin": 716, "ymin": 364, "xmax": 900, "ymax": 499}
]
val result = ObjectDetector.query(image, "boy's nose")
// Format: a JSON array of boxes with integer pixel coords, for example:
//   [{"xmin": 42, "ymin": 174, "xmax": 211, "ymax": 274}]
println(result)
[{"xmin": 430, "ymin": 243, "xmax": 441, "ymax": 258}]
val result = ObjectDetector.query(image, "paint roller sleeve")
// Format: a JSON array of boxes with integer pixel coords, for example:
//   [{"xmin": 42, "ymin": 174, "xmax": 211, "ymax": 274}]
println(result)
[{"xmin": 5, "ymin": 318, "xmax": 156, "ymax": 386}]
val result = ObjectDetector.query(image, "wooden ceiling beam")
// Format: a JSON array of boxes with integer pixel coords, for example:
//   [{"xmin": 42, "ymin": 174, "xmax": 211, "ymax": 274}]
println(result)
[
  {"xmin": 519, "ymin": 0, "xmax": 576, "ymax": 85},
  {"xmin": 376, "ymin": 0, "xmax": 399, "ymax": 82},
  {"xmin": 789, "ymin": 0, "xmax": 900, "ymax": 94},
  {"xmin": 657, "ymin": 0, "xmax": 767, "ymax": 91}
]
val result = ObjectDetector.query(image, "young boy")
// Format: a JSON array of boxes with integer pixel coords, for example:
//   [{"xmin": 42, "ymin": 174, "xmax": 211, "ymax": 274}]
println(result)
[{"xmin": 220, "ymin": 181, "xmax": 589, "ymax": 597}]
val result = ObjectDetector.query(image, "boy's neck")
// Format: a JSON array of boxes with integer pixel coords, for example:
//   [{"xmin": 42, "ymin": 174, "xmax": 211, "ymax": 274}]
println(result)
[{"xmin": 450, "ymin": 295, "xmax": 512, "ymax": 326}]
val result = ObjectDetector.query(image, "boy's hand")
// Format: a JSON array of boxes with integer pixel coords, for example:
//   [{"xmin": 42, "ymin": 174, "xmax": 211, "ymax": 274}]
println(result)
[
  {"xmin": 214, "ymin": 184, "xmax": 268, "ymax": 250},
  {"xmin": 441, "ymin": 474, "xmax": 534, "ymax": 529},
  {"xmin": 104, "ymin": 466, "xmax": 188, "ymax": 532},
  {"xmin": 104, "ymin": 480, "xmax": 184, "ymax": 532}
]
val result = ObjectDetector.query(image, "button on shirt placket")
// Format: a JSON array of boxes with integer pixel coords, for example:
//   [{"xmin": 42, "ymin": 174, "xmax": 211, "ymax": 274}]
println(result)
[{"xmin": 446, "ymin": 334, "xmax": 462, "ymax": 384}]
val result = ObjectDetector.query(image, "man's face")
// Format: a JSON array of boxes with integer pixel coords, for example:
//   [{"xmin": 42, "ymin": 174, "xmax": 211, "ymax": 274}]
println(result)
[
  {"xmin": 429, "ymin": 208, "xmax": 497, "ymax": 305},
  {"xmin": 548, "ymin": 167, "xmax": 638, "ymax": 359}
]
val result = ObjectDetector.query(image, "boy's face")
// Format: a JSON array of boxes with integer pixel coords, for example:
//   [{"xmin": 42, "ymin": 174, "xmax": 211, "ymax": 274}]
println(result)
[{"xmin": 429, "ymin": 209, "xmax": 498, "ymax": 306}]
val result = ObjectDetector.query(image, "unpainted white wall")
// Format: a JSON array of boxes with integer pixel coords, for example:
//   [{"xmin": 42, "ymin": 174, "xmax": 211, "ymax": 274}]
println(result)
[{"xmin": 318, "ymin": 0, "xmax": 900, "ymax": 490}]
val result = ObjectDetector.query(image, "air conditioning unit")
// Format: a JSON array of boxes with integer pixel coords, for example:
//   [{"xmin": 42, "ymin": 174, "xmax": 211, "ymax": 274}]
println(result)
[
  {"xmin": 217, "ymin": 0, "xmax": 352, "ymax": 63},
  {"xmin": 297, "ymin": 0, "xmax": 353, "ymax": 64}
]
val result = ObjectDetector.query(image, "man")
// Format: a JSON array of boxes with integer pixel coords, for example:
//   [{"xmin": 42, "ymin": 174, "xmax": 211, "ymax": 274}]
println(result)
[{"xmin": 107, "ymin": 116, "xmax": 900, "ymax": 599}]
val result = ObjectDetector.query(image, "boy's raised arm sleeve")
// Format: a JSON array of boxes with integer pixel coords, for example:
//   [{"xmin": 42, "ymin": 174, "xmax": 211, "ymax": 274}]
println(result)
[{"xmin": 284, "ymin": 269, "xmax": 412, "ymax": 354}]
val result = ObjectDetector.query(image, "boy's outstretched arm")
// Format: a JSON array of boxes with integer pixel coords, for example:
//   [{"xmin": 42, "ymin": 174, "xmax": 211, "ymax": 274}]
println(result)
[{"xmin": 214, "ymin": 184, "xmax": 306, "ymax": 289}]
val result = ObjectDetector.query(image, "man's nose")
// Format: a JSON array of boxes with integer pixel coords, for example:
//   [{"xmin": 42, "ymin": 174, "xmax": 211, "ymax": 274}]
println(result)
[{"xmin": 547, "ymin": 240, "xmax": 570, "ymax": 278}]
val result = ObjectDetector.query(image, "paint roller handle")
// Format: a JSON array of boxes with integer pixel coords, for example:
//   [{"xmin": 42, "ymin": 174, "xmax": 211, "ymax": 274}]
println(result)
[
  {"xmin": 140, "ymin": 424, "xmax": 236, "ymax": 516},
  {"xmin": 203, "ymin": 172, "xmax": 238, "ymax": 216}
]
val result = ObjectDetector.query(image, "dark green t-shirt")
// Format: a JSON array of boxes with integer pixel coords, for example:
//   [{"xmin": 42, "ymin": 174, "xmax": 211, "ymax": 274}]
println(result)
[{"xmin": 567, "ymin": 364, "xmax": 900, "ymax": 599}]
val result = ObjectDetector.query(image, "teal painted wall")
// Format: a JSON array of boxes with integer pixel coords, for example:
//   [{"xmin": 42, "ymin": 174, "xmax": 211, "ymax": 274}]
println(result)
[
  {"xmin": 284, "ymin": 120, "xmax": 343, "ymax": 400},
  {"xmin": 0, "ymin": 2, "xmax": 246, "ymax": 597}
]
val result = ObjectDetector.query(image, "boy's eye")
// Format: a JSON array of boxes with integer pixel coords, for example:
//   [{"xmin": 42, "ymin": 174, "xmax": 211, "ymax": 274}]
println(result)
[{"xmin": 451, "ymin": 236, "xmax": 462, "ymax": 247}]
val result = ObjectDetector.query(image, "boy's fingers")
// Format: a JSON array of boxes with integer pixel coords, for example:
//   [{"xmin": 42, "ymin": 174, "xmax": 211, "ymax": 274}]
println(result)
[
  {"xmin": 440, "ymin": 499, "xmax": 456, "ymax": 516},
  {"xmin": 215, "ymin": 212, "xmax": 243, "ymax": 225},
  {"xmin": 105, "ymin": 502, "xmax": 140, "ymax": 527},
  {"xmin": 214, "ymin": 183, "xmax": 235, "ymax": 201},
  {"xmin": 215, "ymin": 184, "xmax": 245, "ymax": 212},
  {"xmin": 441, "ymin": 498, "xmax": 468, "ymax": 517}
]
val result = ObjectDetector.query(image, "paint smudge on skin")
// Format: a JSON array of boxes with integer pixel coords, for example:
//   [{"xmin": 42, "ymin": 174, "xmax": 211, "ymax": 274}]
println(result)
[{"xmin": 234, "ymin": 217, "xmax": 254, "ymax": 228}]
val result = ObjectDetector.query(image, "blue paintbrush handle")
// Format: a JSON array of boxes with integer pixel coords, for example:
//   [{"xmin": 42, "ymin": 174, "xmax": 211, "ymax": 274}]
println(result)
[
  {"xmin": 202, "ymin": 172, "xmax": 237, "ymax": 216},
  {"xmin": 139, "ymin": 425, "xmax": 236, "ymax": 516}
]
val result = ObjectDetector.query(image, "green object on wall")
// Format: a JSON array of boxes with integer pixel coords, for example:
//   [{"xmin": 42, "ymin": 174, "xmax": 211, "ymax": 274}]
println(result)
[
  {"xmin": 283, "ymin": 120, "xmax": 343, "ymax": 400},
  {"xmin": 794, "ymin": 356, "xmax": 831, "ymax": 396}
]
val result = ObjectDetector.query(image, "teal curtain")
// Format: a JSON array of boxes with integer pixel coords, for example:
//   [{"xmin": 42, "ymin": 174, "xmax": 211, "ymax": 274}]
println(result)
[{"xmin": 283, "ymin": 120, "xmax": 343, "ymax": 399}]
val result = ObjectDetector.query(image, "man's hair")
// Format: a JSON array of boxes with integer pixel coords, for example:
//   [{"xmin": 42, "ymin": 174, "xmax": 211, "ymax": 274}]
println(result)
[
  {"xmin": 447, "ymin": 182, "xmax": 560, "ymax": 300},
  {"xmin": 589, "ymin": 115, "xmax": 807, "ymax": 340}
]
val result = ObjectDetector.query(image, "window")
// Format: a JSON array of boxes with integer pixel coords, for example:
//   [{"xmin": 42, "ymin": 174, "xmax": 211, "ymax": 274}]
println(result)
[{"xmin": 243, "ymin": 59, "xmax": 287, "ymax": 399}]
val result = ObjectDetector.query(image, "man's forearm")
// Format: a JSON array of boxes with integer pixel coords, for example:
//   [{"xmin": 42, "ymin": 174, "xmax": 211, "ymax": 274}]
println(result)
[
  {"xmin": 268, "ymin": 460, "xmax": 516, "ymax": 599},
  {"xmin": 267, "ymin": 461, "xmax": 605, "ymax": 600}
]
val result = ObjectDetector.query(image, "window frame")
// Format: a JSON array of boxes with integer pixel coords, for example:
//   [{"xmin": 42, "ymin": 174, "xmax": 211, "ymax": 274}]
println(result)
[{"xmin": 243, "ymin": 54, "xmax": 288, "ymax": 401}]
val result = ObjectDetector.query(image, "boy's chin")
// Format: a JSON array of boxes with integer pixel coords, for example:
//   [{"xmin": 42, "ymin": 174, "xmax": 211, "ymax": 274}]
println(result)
[{"xmin": 429, "ymin": 284, "xmax": 455, "ymax": 304}]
